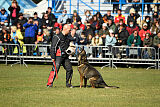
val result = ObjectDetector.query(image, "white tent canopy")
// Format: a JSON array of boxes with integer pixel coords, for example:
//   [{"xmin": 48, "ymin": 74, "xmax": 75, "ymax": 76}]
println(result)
[{"xmin": 24, "ymin": 0, "xmax": 49, "ymax": 17}]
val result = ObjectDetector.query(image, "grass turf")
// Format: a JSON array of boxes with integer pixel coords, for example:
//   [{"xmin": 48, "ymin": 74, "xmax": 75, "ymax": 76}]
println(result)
[{"xmin": 0, "ymin": 64, "xmax": 160, "ymax": 107}]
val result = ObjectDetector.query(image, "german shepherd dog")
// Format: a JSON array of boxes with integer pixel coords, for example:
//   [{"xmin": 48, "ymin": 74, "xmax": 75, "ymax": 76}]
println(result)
[{"xmin": 77, "ymin": 47, "xmax": 119, "ymax": 88}]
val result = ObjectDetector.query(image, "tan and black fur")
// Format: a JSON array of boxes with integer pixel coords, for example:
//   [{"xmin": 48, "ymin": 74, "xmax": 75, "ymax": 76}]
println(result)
[{"xmin": 77, "ymin": 47, "xmax": 119, "ymax": 88}]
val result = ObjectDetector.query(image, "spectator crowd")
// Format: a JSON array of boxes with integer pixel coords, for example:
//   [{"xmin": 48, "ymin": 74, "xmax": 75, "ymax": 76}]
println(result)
[{"xmin": 0, "ymin": 0, "xmax": 160, "ymax": 59}]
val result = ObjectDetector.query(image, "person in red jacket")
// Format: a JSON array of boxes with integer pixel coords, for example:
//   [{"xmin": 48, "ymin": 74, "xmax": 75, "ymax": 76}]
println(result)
[
  {"xmin": 126, "ymin": 20, "xmax": 140, "ymax": 35},
  {"xmin": 114, "ymin": 9, "xmax": 125, "ymax": 25},
  {"xmin": 139, "ymin": 23, "xmax": 151, "ymax": 42}
]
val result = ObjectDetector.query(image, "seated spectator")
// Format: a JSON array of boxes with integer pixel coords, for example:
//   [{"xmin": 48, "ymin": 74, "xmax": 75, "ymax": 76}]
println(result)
[
  {"xmin": 126, "ymin": 20, "xmax": 140, "ymax": 35},
  {"xmin": 91, "ymin": 30, "xmax": 103, "ymax": 58},
  {"xmin": 90, "ymin": 15, "xmax": 100, "ymax": 31},
  {"xmin": 35, "ymin": 29, "xmax": 43, "ymax": 43},
  {"xmin": 115, "ymin": 19, "xmax": 127, "ymax": 34},
  {"xmin": 102, "ymin": 15, "xmax": 108, "ymax": 24},
  {"xmin": 10, "ymin": 26, "xmax": 23, "ymax": 45},
  {"xmin": 53, "ymin": 27, "xmax": 61, "ymax": 36},
  {"xmin": 86, "ymin": 34, "xmax": 93, "ymax": 57},
  {"xmin": 57, "ymin": 10, "xmax": 69, "ymax": 26},
  {"xmin": 0, "ymin": 26, "xmax": 10, "ymax": 55},
  {"xmin": 105, "ymin": 29, "xmax": 117, "ymax": 54},
  {"xmin": 41, "ymin": 29, "xmax": 51, "ymax": 57},
  {"xmin": 47, "ymin": 7, "xmax": 56, "ymax": 24},
  {"xmin": 141, "ymin": 33, "xmax": 153, "ymax": 59},
  {"xmin": 68, "ymin": 28, "xmax": 79, "ymax": 45},
  {"xmin": 54, "ymin": 22, "xmax": 62, "ymax": 31},
  {"xmin": 114, "ymin": 9, "xmax": 125, "ymax": 25},
  {"xmin": 42, "ymin": 13, "xmax": 53, "ymax": 34},
  {"xmin": 127, "ymin": 8, "xmax": 140, "ymax": 26},
  {"xmin": 99, "ymin": 23, "xmax": 109, "ymax": 46},
  {"xmin": 84, "ymin": 23, "xmax": 94, "ymax": 37},
  {"xmin": 34, "ymin": 29, "xmax": 43, "ymax": 56},
  {"xmin": 142, "ymin": 16, "xmax": 152, "ymax": 30},
  {"xmin": 68, "ymin": 28, "xmax": 79, "ymax": 56},
  {"xmin": 106, "ymin": 19, "xmax": 116, "ymax": 33},
  {"xmin": 23, "ymin": 17, "xmax": 38, "ymax": 56},
  {"xmin": 33, "ymin": 12, "xmax": 42, "ymax": 29},
  {"xmin": 0, "ymin": 8, "xmax": 9, "ymax": 26},
  {"xmin": 1, "ymin": 26, "xmax": 10, "ymax": 44},
  {"xmin": 71, "ymin": 10, "xmax": 81, "ymax": 24},
  {"xmin": 82, "ymin": 10, "xmax": 92, "ymax": 25},
  {"xmin": 70, "ymin": 22, "xmax": 83, "ymax": 37},
  {"xmin": 150, "ymin": 19, "xmax": 160, "ymax": 37},
  {"xmin": 79, "ymin": 32, "xmax": 87, "ymax": 45},
  {"xmin": 116, "ymin": 25, "xmax": 129, "ymax": 46},
  {"xmin": 96, "ymin": 12, "xmax": 103, "ymax": 26},
  {"xmin": 153, "ymin": 32, "xmax": 160, "ymax": 52},
  {"xmin": 17, "ymin": 13, "xmax": 27, "ymax": 27},
  {"xmin": 126, "ymin": 30, "xmax": 141, "ymax": 59},
  {"xmin": 10, "ymin": 26, "xmax": 23, "ymax": 54},
  {"xmin": 139, "ymin": 23, "xmax": 151, "ymax": 43},
  {"xmin": 152, "ymin": 1, "xmax": 160, "ymax": 13},
  {"xmin": 151, "ymin": 11, "xmax": 158, "ymax": 22},
  {"xmin": 8, "ymin": 0, "xmax": 20, "ymax": 25},
  {"xmin": 103, "ymin": 10, "xmax": 114, "ymax": 21}
]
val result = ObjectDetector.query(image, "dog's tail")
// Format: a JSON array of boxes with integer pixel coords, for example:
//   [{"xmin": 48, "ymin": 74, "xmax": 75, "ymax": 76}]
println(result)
[{"xmin": 105, "ymin": 86, "xmax": 119, "ymax": 89}]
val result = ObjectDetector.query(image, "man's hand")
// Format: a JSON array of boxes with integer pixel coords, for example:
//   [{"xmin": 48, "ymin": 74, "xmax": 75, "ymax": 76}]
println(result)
[
  {"xmin": 131, "ymin": 44, "xmax": 135, "ymax": 47},
  {"xmin": 158, "ymin": 44, "xmax": 160, "ymax": 48},
  {"xmin": 52, "ymin": 59, "xmax": 55, "ymax": 62}
]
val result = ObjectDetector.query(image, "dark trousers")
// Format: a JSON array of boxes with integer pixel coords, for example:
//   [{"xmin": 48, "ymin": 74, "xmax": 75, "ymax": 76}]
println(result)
[
  {"xmin": 47, "ymin": 56, "xmax": 73, "ymax": 86},
  {"xmin": 24, "ymin": 37, "xmax": 35, "ymax": 56}
]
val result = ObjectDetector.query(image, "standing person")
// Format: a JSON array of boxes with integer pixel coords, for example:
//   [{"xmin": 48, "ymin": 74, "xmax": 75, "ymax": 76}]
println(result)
[
  {"xmin": 8, "ymin": 0, "xmax": 20, "ymax": 25},
  {"xmin": 57, "ymin": 10, "xmax": 69, "ymax": 26},
  {"xmin": 99, "ymin": 23, "xmax": 109, "ymax": 46},
  {"xmin": 23, "ymin": 17, "xmax": 38, "ymax": 55},
  {"xmin": 17, "ymin": 13, "xmax": 28, "ymax": 27},
  {"xmin": 47, "ymin": 7, "xmax": 56, "ymax": 25},
  {"xmin": 47, "ymin": 24, "xmax": 73, "ymax": 88},
  {"xmin": 126, "ymin": 30, "xmax": 141, "ymax": 59},
  {"xmin": 112, "ymin": 0, "xmax": 119, "ymax": 13},
  {"xmin": 0, "ymin": 8, "xmax": 9, "ymax": 26},
  {"xmin": 114, "ymin": 9, "xmax": 125, "ymax": 25}
]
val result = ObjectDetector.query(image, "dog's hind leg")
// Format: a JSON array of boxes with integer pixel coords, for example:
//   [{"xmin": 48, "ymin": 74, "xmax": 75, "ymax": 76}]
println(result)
[
  {"xmin": 84, "ymin": 78, "xmax": 87, "ymax": 88},
  {"xmin": 89, "ymin": 77, "xmax": 97, "ymax": 88}
]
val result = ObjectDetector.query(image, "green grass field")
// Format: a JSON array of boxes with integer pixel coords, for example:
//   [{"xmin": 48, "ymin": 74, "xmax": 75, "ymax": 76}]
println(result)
[{"xmin": 0, "ymin": 64, "xmax": 160, "ymax": 107}]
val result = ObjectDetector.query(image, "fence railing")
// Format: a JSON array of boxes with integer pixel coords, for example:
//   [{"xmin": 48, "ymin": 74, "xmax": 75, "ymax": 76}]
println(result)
[
  {"xmin": 0, "ymin": 43, "xmax": 159, "ymax": 69},
  {"xmin": 0, "ymin": 43, "xmax": 21, "ymax": 66}
]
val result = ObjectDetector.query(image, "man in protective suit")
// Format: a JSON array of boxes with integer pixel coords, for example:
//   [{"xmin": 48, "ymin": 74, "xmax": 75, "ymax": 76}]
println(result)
[{"xmin": 47, "ymin": 24, "xmax": 73, "ymax": 88}]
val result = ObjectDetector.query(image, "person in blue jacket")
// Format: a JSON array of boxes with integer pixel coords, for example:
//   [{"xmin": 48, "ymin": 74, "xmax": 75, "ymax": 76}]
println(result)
[
  {"xmin": 0, "ymin": 8, "xmax": 9, "ymax": 26},
  {"xmin": 23, "ymin": 17, "xmax": 38, "ymax": 55}
]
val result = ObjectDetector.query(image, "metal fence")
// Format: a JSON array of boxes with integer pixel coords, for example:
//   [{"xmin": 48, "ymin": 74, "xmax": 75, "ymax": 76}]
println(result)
[
  {"xmin": 0, "ymin": 43, "xmax": 21, "ymax": 66},
  {"xmin": 0, "ymin": 43, "xmax": 159, "ymax": 69},
  {"xmin": 111, "ymin": 46, "xmax": 157, "ymax": 70}
]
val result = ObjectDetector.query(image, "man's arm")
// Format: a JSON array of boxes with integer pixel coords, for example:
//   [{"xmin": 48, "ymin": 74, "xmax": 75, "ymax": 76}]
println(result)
[{"xmin": 50, "ymin": 36, "xmax": 60, "ymax": 61}]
